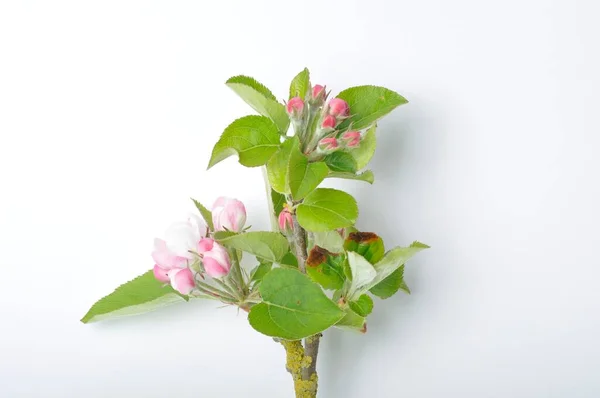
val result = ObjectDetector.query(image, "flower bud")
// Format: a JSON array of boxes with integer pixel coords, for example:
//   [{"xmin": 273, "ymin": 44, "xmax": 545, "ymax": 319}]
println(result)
[
  {"xmin": 212, "ymin": 197, "xmax": 247, "ymax": 232},
  {"xmin": 286, "ymin": 96, "xmax": 305, "ymax": 118},
  {"xmin": 327, "ymin": 98, "xmax": 349, "ymax": 118},
  {"xmin": 202, "ymin": 241, "xmax": 231, "ymax": 278},
  {"xmin": 168, "ymin": 268, "xmax": 195, "ymax": 295},
  {"xmin": 321, "ymin": 114, "xmax": 337, "ymax": 129},
  {"xmin": 310, "ymin": 84, "xmax": 327, "ymax": 105},
  {"xmin": 319, "ymin": 137, "xmax": 339, "ymax": 151},
  {"xmin": 278, "ymin": 208, "xmax": 293, "ymax": 233},
  {"xmin": 342, "ymin": 131, "xmax": 361, "ymax": 148}
]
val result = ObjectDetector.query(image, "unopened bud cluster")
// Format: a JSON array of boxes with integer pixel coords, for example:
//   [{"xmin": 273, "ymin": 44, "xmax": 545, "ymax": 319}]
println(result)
[{"xmin": 285, "ymin": 82, "xmax": 364, "ymax": 156}]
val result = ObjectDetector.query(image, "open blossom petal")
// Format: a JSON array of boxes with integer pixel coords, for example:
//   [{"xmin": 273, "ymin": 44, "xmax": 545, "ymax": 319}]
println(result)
[
  {"xmin": 164, "ymin": 215, "xmax": 206, "ymax": 258},
  {"xmin": 169, "ymin": 268, "xmax": 195, "ymax": 295},
  {"xmin": 153, "ymin": 264, "xmax": 170, "ymax": 283},
  {"xmin": 152, "ymin": 239, "xmax": 188, "ymax": 269}
]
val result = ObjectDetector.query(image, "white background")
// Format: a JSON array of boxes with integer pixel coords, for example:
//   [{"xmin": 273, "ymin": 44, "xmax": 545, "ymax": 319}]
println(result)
[{"xmin": 1, "ymin": 1, "xmax": 599, "ymax": 397}]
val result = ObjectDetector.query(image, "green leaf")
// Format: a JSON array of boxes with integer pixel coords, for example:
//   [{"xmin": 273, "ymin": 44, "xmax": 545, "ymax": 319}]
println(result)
[
  {"xmin": 271, "ymin": 190, "xmax": 286, "ymax": 216},
  {"xmin": 191, "ymin": 198, "xmax": 214, "ymax": 231},
  {"xmin": 250, "ymin": 262, "xmax": 273, "ymax": 284},
  {"xmin": 336, "ymin": 86, "xmax": 408, "ymax": 130},
  {"xmin": 370, "ymin": 241, "xmax": 429, "ymax": 288},
  {"xmin": 80, "ymin": 271, "xmax": 188, "ymax": 323},
  {"xmin": 346, "ymin": 252, "xmax": 377, "ymax": 301},
  {"xmin": 344, "ymin": 231, "xmax": 385, "ymax": 264},
  {"xmin": 311, "ymin": 230, "xmax": 345, "ymax": 253},
  {"xmin": 279, "ymin": 252, "xmax": 298, "ymax": 268},
  {"xmin": 289, "ymin": 68, "xmax": 311, "ymax": 100},
  {"xmin": 226, "ymin": 76, "xmax": 290, "ymax": 132},
  {"xmin": 267, "ymin": 136, "xmax": 328, "ymax": 200},
  {"xmin": 296, "ymin": 188, "xmax": 358, "ymax": 232},
  {"xmin": 324, "ymin": 151, "xmax": 357, "ymax": 173},
  {"xmin": 335, "ymin": 307, "xmax": 367, "ymax": 333},
  {"xmin": 327, "ymin": 170, "xmax": 374, "ymax": 184},
  {"xmin": 370, "ymin": 265, "xmax": 410, "ymax": 299},
  {"xmin": 248, "ymin": 268, "xmax": 345, "ymax": 340},
  {"xmin": 306, "ymin": 246, "xmax": 345, "ymax": 290},
  {"xmin": 208, "ymin": 116, "xmax": 281, "ymax": 168},
  {"xmin": 349, "ymin": 294, "xmax": 373, "ymax": 317},
  {"xmin": 216, "ymin": 231, "xmax": 289, "ymax": 262},
  {"xmin": 212, "ymin": 230, "xmax": 237, "ymax": 240},
  {"xmin": 349, "ymin": 124, "xmax": 377, "ymax": 169}
]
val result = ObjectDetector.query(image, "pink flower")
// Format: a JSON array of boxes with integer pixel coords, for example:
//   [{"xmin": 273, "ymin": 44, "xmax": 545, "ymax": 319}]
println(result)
[
  {"xmin": 327, "ymin": 98, "xmax": 349, "ymax": 117},
  {"xmin": 342, "ymin": 131, "xmax": 361, "ymax": 148},
  {"xmin": 321, "ymin": 114, "xmax": 337, "ymax": 129},
  {"xmin": 278, "ymin": 208, "xmax": 293, "ymax": 233},
  {"xmin": 286, "ymin": 96, "xmax": 305, "ymax": 118},
  {"xmin": 164, "ymin": 214, "xmax": 206, "ymax": 258},
  {"xmin": 212, "ymin": 197, "xmax": 247, "ymax": 232},
  {"xmin": 319, "ymin": 137, "xmax": 339, "ymax": 151},
  {"xmin": 202, "ymin": 241, "xmax": 231, "ymax": 278},
  {"xmin": 169, "ymin": 268, "xmax": 195, "ymax": 295}
]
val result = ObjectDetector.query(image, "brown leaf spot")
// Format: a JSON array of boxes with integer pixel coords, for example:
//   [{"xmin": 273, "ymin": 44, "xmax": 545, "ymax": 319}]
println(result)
[
  {"xmin": 306, "ymin": 246, "xmax": 331, "ymax": 267},
  {"xmin": 348, "ymin": 232, "xmax": 379, "ymax": 244}
]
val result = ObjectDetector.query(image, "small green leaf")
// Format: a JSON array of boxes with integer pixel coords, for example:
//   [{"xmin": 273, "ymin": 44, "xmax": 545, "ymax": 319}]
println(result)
[
  {"xmin": 370, "ymin": 265, "xmax": 410, "ymax": 299},
  {"xmin": 311, "ymin": 230, "xmax": 345, "ymax": 253},
  {"xmin": 336, "ymin": 85, "xmax": 408, "ymax": 130},
  {"xmin": 327, "ymin": 170, "xmax": 375, "ymax": 184},
  {"xmin": 296, "ymin": 188, "xmax": 358, "ymax": 232},
  {"xmin": 370, "ymin": 241, "xmax": 429, "ymax": 288},
  {"xmin": 346, "ymin": 252, "xmax": 377, "ymax": 301},
  {"xmin": 191, "ymin": 198, "xmax": 214, "ymax": 231},
  {"xmin": 208, "ymin": 116, "xmax": 281, "ymax": 168},
  {"xmin": 268, "ymin": 137, "xmax": 328, "ymax": 200},
  {"xmin": 306, "ymin": 246, "xmax": 345, "ymax": 290},
  {"xmin": 271, "ymin": 190, "xmax": 286, "ymax": 215},
  {"xmin": 226, "ymin": 76, "xmax": 290, "ymax": 132},
  {"xmin": 349, "ymin": 294, "xmax": 373, "ymax": 317},
  {"xmin": 267, "ymin": 137, "xmax": 296, "ymax": 194},
  {"xmin": 335, "ymin": 307, "xmax": 367, "ymax": 333},
  {"xmin": 250, "ymin": 262, "xmax": 273, "ymax": 283},
  {"xmin": 80, "ymin": 271, "xmax": 188, "ymax": 323},
  {"xmin": 289, "ymin": 68, "xmax": 311, "ymax": 100},
  {"xmin": 324, "ymin": 151, "xmax": 357, "ymax": 173},
  {"xmin": 279, "ymin": 252, "xmax": 298, "ymax": 268},
  {"xmin": 349, "ymin": 124, "xmax": 377, "ymax": 169},
  {"xmin": 344, "ymin": 231, "xmax": 385, "ymax": 264},
  {"xmin": 216, "ymin": 231, "xmax": 289, "ymax": 262},
  {"xmin": 248, "ymin": 268, "xmax": 345, "ymax": 340},
  {"xmin": 212, "ymin": 231, "xmax": 237, "ymax": 240}
]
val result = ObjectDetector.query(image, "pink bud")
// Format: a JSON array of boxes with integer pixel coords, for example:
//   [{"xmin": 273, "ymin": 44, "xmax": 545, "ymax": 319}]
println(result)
[
  {"xmin": 278, "ymin": 209, "xmax": 293, "ymax": 233},
  {"xmin": 169, "ymin": 268, "xmax": 195, "ymax": 295},
  {"xmin": 311, "ymin": 85, "xmax": 326, "ymax": 104},
  {"xmin": 319, "ymin": 137, "xmax": 339, "ymax": 151},
  {"xmin": 212, "ymin": 197, "xmax": 247, "ymax": 232},
  {"xmin": 321, "ymin": 114, "xmax": 337, "ymax": 129},
  {"xmin": 328, "ymin": 98, "xmax": 349, "ymax": 117},
  {"xmin": 202, "ymin": 241, "xmax": 231, "ymax": 278},
  {"xmin": 286, "ymin": 96, "xmax": 305, "ymax": 117},
  {"xmin": 342, "ymin": 131, "xmax": 361, "ymax": 148}
]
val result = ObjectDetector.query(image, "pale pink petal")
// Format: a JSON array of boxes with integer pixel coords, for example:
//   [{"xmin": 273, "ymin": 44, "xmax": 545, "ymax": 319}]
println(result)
[
  {"xmin": 203, "ymin": 257, "xmax": 229, "ymax": 278},
  {"xmin": 169, "ymin": 268, "xmax": 195, "ymax": 295},
  {"xmin": 165, "ymin": 222, "xmax": 200, "ymax": 258},
  {"xmin": 212, "ymin": 197, "xmax": 229, "ymax": 210},
  {"xmin": 197, "ymin": 237, "xmax": 214, "ymax": 253},
  {"xmin": 153, "ymin": 264, "xmax": 170, "ymax": 283}
]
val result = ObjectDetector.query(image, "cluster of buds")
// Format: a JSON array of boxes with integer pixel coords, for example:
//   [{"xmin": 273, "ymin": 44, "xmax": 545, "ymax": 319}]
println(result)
[{"xmin": 152, "ymin": 197, "xmax": 247, "ymax": 294}]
